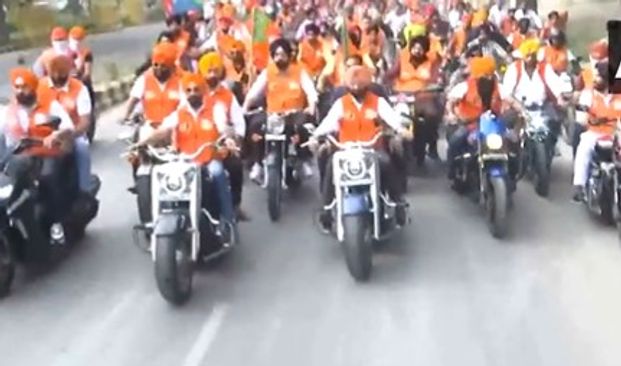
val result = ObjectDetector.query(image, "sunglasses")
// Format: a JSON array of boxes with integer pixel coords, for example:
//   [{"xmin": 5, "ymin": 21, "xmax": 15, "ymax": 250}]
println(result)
[{"xmin": 184, "ymin": 87, "xmax": 202, "ymax": 93}]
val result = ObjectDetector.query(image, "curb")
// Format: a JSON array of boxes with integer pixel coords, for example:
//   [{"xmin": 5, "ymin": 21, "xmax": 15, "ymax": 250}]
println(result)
[{"xmin": 94, "ymin": 74, "xmax": 135, "ymax": 112}]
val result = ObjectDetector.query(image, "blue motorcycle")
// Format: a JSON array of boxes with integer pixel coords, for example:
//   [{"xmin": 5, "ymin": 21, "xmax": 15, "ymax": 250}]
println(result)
[{"xmin": 452, "ymin": 111, "xmax": 512, "ymax": 238}]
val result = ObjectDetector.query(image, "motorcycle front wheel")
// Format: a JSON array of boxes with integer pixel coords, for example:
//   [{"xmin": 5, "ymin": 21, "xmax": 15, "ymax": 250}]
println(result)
[
  {"xmin": 533, "ymin": 141, "xmax": 551, "ymax": 197},
  {"xmin": 155, "ymin": 235, "xmax": 193, "ymax": 305},
  {"xmin": 486, "ymin": 176, "xmax": 508, "ymax": 239},
  {"xmin": 342, "ymin": 215, "xmax": 372, "ymax": 281},
  {"xmin": 0, "ymin": 233, "xmax": 15, "ymax": 298}
]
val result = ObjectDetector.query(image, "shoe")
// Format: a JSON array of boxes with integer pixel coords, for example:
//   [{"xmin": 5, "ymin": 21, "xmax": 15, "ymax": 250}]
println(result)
[
  {"xmin": 249, "ymin": 163, "xmax": 262, "ymax": 184},
  {"xmin": 572, "ymin": 185, "xmax": 585, "ymax": 203},
  {"xmin": 302, "ymin": 161, "xmax": 314, "ymax": 178},
  {"xmin": 318, "ymin": 211, "xmax": 332, "ymax": 234},
  {"xmin": 395, "ymin": 202, "xmax": 408, "ymax": 227},
  {"xmin": 50, "ymin": 223, "xmax": 66, "ymax": 245},
  {"xmin": 235, "ymin": 206, "xmax": 250, "ymax": 222},
  {"xmin": 427, "ymin": 146, "xmax": 440, "ymax": 160},
  {"xmin": 127, "ymin": 186, "xmax": 137, "ymax": 194}
]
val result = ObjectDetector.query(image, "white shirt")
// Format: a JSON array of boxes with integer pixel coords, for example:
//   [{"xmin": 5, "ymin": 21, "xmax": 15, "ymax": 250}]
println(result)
[
  {"xmin": 384, "ymin": 9, "xmax": 410, "ymax": 38},
  {"xmin": 295, "ymin": 20, "xmax": 316, "ymax": 41},
  {"xmin": 0, "ymin": 100, "xmax": 75, "ymax": 147},
  {"xmin": 488, "ymin": 5, "xmax": 504, "ymax": 27},
  {"xmin": 448, "ymin": 9, "xmax": 463, "ymax": 30},
  {"xmin": 501, "ymin": 61, "xmax": 566, "ymax": 106},
  {"xmin": 244, "ymin": 68, "xmax": 319, "ymax": 109},
  {"xmin": 514, "ymin": 9, "xmax": 543, "ymax": 29},
  {"xmin": 49, "ymin": 78, "xmax": 92, "ymax": 117},
  {"xmin": 313, "ymin": 95, "xmax": 405, "ymax": 137}
]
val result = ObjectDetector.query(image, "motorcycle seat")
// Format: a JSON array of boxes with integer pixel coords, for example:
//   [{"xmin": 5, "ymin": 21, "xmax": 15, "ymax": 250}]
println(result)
[{"xmin": 595, "ymin": 140, "xmax": 614, "ymax": 161}]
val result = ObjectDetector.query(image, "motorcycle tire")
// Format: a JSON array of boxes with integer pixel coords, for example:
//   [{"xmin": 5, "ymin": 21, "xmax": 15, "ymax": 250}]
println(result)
[
  {"xmin": 600, "ymin": 177, "xmax": 615, "ymax": 225},
  {"xmin": 342, "ymin": 215, "xmax": 372, "ymax": 282},
  {"xmin": 267, "ymin": 165, "xmax": 282, "ymax": 222},
  {"xmin": 154, "ymin": 235, "xmax": 193, "ymax": 305},
  {"xmin": 136, "ymin": 175, "xmax": 152, "ymax": 225},
  {"xmin": 0, "ymin": 234, "xmax": 15, "ymax": 298},
  {"xmin": 86, "ymin": 113, "xmax": 97, "ymax": 143},
  {"xmin": 486, "ymin": 176, "xmax": 508, "ymax": 239},
  {"xmin": 533, "ymin": 141, "xmax": 551, "ymax": 197}
]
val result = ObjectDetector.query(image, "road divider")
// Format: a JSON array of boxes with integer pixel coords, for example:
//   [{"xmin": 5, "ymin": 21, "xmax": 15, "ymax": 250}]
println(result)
[{"xmin": 94, "ymin": 74, "xmax": 135, "ymax": 111}]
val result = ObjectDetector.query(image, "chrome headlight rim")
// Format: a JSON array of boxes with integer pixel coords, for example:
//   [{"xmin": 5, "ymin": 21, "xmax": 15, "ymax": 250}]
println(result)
[
  {"xmin": 267, "ymin": 115, "xmax": 285, "ymax": 134},
  {"xmin": 485, "ymin": 133, "xmax": 504, "ymax": 151},
  {"xmin": 0, "ymin": 184, "xmax": 13, "ymax": 200},
  {"xmin": 164, "ymin": 172, "xmax": 185, "ymax": 192}
]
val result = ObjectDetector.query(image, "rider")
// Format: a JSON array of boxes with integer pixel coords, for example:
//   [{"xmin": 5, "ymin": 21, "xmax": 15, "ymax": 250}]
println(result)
[
  {"xmin": 0, "ymin": 68, "xmax": 75, "ymax": 244},
  {"xmin": 391, "ymin": 34, "xmax": 442, "ymax": 162},
  {"xmin": 299, "ymin": 23, "xmax": 328, "ymax": 80},
  {"xmin": 576, "ymin": 39, "xmax": 608, "ymax": 91},
  {"xmin": 37, "ymin": 55, "xmax": 93, "ymax": 200},
  {"xmin": 223, "ymin": 40, "xmax": 251, "ymax": 102},
  {"xmin": 243, "ymin": 38, "xmax": 319, "ymax": 183},
  {"xmin": 198, "ymin": 52, "xmax": 249, "ymax": 221},
  {"xmin": 309, "ymin": 65, "xmax": 411, "ymax": 232},
  {"xmin": 537, "ymin": 29, "xmax": 578, "ymax": 75},
  {"xmin": 572, "ymin": 61, "xmax": 620, "ymax": 202},
  {"xmin": 508, "ymin": 18, "xmax": 534, "ymax": 50},
  {"xmin": 68, "ymin": 26, "xmax": 93, "ymax": 85},
  {"xmin": 446, "ymin": 56, "xmax": 523, "ymax": 182},
  {"xmin": 133, "ymin": 72, "xmax": 236, "ymax": 241},
  {"xmin": 33, "ymin": 27, "xmax": 74, "ymax": 78}
]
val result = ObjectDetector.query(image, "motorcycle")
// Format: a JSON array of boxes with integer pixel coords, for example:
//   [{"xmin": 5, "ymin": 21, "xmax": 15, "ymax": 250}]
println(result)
[
  {"xmin": 0, "ymin": 121, "xmax": 101, "ymax": 297},
  {"xmin": 320, "ymin": 133, "xmax": 409, "ymax": 281},
  {"xmin": 133, "ymin": 140, "xmax": 237, "ymax": 305},
  {"xmin": 250, "ymin": 108, "xmax": 314, "ymax": 222},
  {"xmin": 521, "ymin": 103, "xmax": 555, "ymax": 197},
  {"xmin": 452, "ymin": 111, "xmax": 512, "ymax": 238}
]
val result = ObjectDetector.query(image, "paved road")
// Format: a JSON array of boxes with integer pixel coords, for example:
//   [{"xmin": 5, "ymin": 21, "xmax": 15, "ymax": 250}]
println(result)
[
  {"xmin": 0, "ymin": 105, "xmax": 620, "ymax": 366},
  {"xmin": 0, "ymin": 23, "xmax": 163, "ymax": 100}
]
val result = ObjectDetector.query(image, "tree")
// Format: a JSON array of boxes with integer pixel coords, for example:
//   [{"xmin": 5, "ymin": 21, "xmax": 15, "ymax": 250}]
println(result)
[{"xmin": 0, "ymin": 0, "xmax": 9, "ymax": 45}]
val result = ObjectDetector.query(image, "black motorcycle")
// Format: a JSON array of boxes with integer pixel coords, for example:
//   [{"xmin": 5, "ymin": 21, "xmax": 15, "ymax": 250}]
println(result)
[{"xmin": 0, "ymin": 123, "xmax": 101, "ymax": 297}]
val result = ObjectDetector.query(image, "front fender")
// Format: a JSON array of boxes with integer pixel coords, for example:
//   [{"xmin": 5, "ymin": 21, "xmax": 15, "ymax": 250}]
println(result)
[
  {"xmin": 153, "ymin": 212, "xmax": 190, "ymax": 236},
  {"xmin": 486, "ymin": 163, "xmax": 507, "ymax": 178},
  {"xmin": 265, "ymin": 150, "xmax": 281, "ymax": 168}
]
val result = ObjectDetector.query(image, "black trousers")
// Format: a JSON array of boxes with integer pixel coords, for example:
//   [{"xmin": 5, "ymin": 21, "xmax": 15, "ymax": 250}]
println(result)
[
  {"xmin": 247, "ymin": 111, "xmax": 313, "ymax": 164},
  {"xmin": 319, "ymin": 149, "xmax": 403, "ymax": 207},
  {"xmin": 223, "ymin": 154, "xmax": 243, "ymax": 207}
]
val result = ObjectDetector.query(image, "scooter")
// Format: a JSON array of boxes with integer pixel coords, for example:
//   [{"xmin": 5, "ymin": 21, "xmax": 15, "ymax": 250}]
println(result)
[
  {"xmin": 0, "ymin": 122, "xmax": 101, "ymax": 297},
  {"xmin": 319, "ymin": 133, "xmax": 409, "ymax": 281},
  {"xmin": 133, "ymin": 139, "xmax": 237, "ymax": 305},
  {"xmin": 452, "ymin": 111, "xmax": 513, "ymax": 238}
]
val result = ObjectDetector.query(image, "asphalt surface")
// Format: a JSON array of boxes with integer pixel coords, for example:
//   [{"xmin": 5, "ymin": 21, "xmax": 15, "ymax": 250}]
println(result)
[
  {"xmin": 0, "ymin": 105, "xmax": 621, "ymax": 366},
  {"xmin": 0, "ymin": 23, "xmax": 163, "ymax": 100}
]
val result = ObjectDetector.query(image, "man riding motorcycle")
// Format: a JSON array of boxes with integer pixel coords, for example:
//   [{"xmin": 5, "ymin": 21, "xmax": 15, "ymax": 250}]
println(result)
[
  {"xmin": 572, "ymin": 62, "xmax": 620, "ymax": 202},
  {"xmin": 0, "ymin": 68, "xmax": 75, "ymax": 244},
  {"xmin": 198, "ymin": 52, "xmax": 249, "ymax": 221},
  {"xmin": 243, "ymin": 38, "xmax": 319, "ymax": 183},
  {"xmin": 537, "ymin": 29, "xmax": 578, "ymax": 76},
  {"xmin": 445, "ymin": 56, "xmax": 523, "ymax": 184},
  {"xmin": 308, "ymin": 65, "xmax": 412, "ymax": 233},
  {"xmin": 133, "ymin": 72, "xmax": 237, "ymax": 240},
  {"xmin": 299, "ymin": 23, "xmax": 328, "ymax": 80},
  {"xmin": 390, "ymin": 34, "xmax": 442, "ymax": 162},
  {"xmin": 37, "ymin": 55, "xmax": 93, "ymax": 201}
]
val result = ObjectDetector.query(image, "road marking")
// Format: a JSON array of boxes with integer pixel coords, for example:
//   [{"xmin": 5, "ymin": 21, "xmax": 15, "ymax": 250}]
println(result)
[{"xmin": 182, "ymin": 304, "xmax": 229, "ymax": 366}]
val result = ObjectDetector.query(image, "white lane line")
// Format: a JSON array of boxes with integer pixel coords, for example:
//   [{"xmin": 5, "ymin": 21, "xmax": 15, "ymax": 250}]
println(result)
[{"xmin": 182, "ymin": 304, "xmax": 229, "ymax": 366}]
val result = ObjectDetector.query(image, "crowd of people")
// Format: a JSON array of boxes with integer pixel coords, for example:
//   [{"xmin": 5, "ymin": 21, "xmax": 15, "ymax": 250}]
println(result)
[{"xmin": 0, "ymin": 0, "xmax": 617, "ymax": 242}]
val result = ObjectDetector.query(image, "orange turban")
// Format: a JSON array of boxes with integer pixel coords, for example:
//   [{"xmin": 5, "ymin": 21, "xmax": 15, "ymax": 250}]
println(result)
[
  {"xmin": 198, "ymin": 52, "xmax": 224, "ymax": 76},
  {"xmin": 230, "ymin": 40, "xmax": 246, "ymax": 53},
  {"xmin": 50, "ymin": 26, "xmax": 67, "ymax": 41},
  {"xmin": 69, "ymin": 26, "xmax": 86, "ymax": 40},
  {"xmin": 181, "ymin": 72, "xmax": 206, "ymax": 92},
  {"xmin": 151, "ymin": 42, "xmax": 177, "ymax": 67},
  {"xmin": 344, "ymin": 65, "xmax": 373, "ymax": 89},
  {"xmin": 469, "ymin": 56, "xmax": 496, "ymax": 78},
  {"xmin": 48, "ymin": 55, "xmax": 73, "ymax": 76},
  {"xmin": 472, "ymin": 9, "xmax": 488, "ymax": 27},
  {"xmin": 10, "ymin": 67, "xmax": 39, "ymax": 91}
]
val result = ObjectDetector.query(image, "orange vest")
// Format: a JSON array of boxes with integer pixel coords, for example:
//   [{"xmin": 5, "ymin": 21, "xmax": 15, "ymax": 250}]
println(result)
[
  {"xmin": 176, "ymin": 30, "xmax": 191, "ymax": 59},
  {"xmin": 338, "ymin": 93, "xmax": 382, "ymax": 145},
  {"xmin": 173, "ymin": 105, "xmax": 221, "ymax": 165},
  {"xmin": 5, "ymin": 97, "xmax": 60, "ymax": 157},
  {"xmin": 451, "ymin": 27, "xmax": 468, "ymax": 57},
  {"xmin": 588, "ymin": 91, "xmax": 621, "ymax": 135},
  {"xmin": 394, "ymin": 50, "xmax": 435, "ymax": 92},
  {"xmin": 37, "ymin": 77, "xmax": 84, "ymax": 126},
  {"xmin": 266, "ymin": 63, "xmax": 307, "ymax": 113},
  {"xmin": 217, "ymin": 32, "xmax": 236, "ymax": 54},
  {"xmin": 299, "ymin": 39, "xmax": 327, "ymax": 77},
  {"xmin": 142, "ymin": 70, "xmax": 181, "ymax": 126},
  {"xmin": 204, "ymin": 85, "xmax": 234, "ymax": 121},
  {"xmin": 577, "ymin": 67, "xmax": 594, "ymax": 91},
  {"xmin": 224, "ymin": 58, "xmax": 250, "ymax": 91},
  {"xmin": 542, "ymin": 46, "xmax": 569, "ymax": 74},
  {"xmin": 74, "ymin": 47, "xmax": 92, "ymax": 78},
  {"xmin": 457, "ymin": 77, "xmax": 503, "ymax": 121}
]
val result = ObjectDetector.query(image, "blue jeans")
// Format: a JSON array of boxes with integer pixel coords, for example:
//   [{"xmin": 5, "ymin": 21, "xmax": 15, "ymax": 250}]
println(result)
[
  {"xmin": 203, "ymin": 160, "xmax": 234, "ymax": 224},
  {"xmin": 74, "ymin": 136, "xmax": 91, "ymax": 193}
]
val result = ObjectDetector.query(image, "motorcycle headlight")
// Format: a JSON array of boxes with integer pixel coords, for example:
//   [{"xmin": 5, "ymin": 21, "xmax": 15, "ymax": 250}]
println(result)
[
  {"xmin": 164, "ymin": 173, "xmax": 184, "ymax": 192},
  {"xmin": 485, "ymin": 134, "xmax": 503, "ymax": 150},
  {"xmin": 343, "ymin": 156, "xmax": 369, "ymax": 180},
  {"xmin": 267, "ymin": 115, "xmax": 285, "ymax": 134},
  {"xmin": 0, "ymin": 184, "xmax": 13, "ymax": 200}
]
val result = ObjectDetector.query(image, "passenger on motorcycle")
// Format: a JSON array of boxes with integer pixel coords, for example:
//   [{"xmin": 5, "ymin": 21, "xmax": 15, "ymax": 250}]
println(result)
[
  {"xmin": 572, "ymin": 62, "xmax": 621, "ymax": 202},
  {"xmin": 508, "ymin": 18, "xmax": 535, "ymax": 50},
  {"xmin": 502, "ymin": 39, "xmax": 571, "ymax": 149},
  {"xmin": 446, "ymin": 56, "xmax": 523, "ymax": 182},
  {"xmin": 299, "ymin": 23, "xmax": 328, "ymax": 80},
  {"xmin": 0, "ymin": 68, "xmax": 75, "ymax": 244},
  {"xmin": 68, "ymin": 27, "xmax": 92, "ymax": 84},
  {"xmin": 37, "ymin": 55, "xmax": 93, "ymax": 199},
  {"xmin": 537, "ymin": 30, "xmax": 578, "ymax": 76},
  {"xmin": 133, "ymin": 72, "xmax": 236, "ymax": 237},
  {"xmin": 33, "ymin": 27, "xmax": 75, "ymax": 78},
  {"xmin": 243, "ymin": 38, "xmax": 319, "ymax": 183},
  {"xmin": 309, "ymin": 66, "xmax": 412, "ymax": 232},
  {"xmin": 198, "ymin": 52, "xmax": 249, "ymax": 221},
  {"xmin": 223, "ymin": 40, "xmax": 250, "ymax": 102},
  {"xmin": 576, "ymin": 39, "xmax": 608, "ymax": 91}
]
